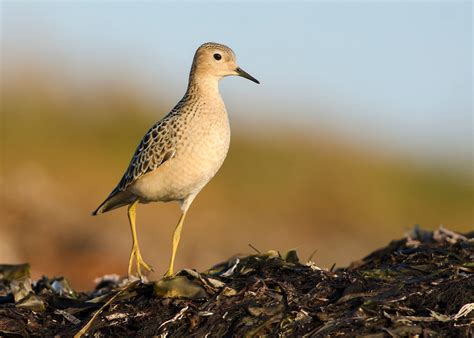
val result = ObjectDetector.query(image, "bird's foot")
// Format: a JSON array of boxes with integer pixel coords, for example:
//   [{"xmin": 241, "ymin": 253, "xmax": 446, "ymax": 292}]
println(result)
[
  {"xmin": 163, "ymin": 269, "xmax": 174, "ymax": 278},
  {"xmin": 128, "ymin": 246, "xmax": 153, "ymax": 280}
]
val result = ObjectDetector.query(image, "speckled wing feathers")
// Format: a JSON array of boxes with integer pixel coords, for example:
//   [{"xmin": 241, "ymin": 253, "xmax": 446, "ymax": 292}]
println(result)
[{"xmin": 115, "ymin": 114, "xmax": 177, "ymax": 193}]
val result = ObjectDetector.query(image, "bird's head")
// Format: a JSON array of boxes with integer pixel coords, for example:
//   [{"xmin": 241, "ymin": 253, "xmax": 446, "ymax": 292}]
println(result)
[{"xmin": 191, "ymin": 42, "xmax": 259, "ymax": 84}]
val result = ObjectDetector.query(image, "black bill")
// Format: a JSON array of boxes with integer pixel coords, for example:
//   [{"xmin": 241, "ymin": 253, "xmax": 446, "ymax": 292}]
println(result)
[{"xmin": 236, "ymin": 67, "xmax": 260, "ymax": 84}]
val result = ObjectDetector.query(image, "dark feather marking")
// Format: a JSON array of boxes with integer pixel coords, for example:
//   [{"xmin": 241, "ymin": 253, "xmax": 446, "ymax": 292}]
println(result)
[{"xmin": 114, "ymin": 114, "xmax": 178, "ymax": 192}]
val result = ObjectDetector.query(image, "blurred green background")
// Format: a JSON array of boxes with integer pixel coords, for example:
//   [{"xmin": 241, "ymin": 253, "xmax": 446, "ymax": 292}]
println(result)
[{"xmin": 1, "ymin": 2, "xmax": 472, "ymax": 289}]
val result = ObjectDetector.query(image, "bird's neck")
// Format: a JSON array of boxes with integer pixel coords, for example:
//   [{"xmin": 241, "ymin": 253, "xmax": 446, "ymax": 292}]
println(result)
[{"xmin": 186, "ymin": 73, "xmax": 222, "ymax": 101}]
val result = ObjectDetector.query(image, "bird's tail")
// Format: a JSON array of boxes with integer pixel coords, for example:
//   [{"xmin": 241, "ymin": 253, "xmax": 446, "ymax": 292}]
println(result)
[{"xmin": 92, "ymin": 190, "xmax": 136, "ymax": 216}]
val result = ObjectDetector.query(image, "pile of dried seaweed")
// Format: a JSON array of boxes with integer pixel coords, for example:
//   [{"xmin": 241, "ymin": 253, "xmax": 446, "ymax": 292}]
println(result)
[{"xmin": 1, "ymin": 226, "xmax": 473, "ymax": 336}]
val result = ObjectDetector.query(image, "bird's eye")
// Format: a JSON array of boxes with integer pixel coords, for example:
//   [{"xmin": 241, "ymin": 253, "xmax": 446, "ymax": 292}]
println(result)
[{"xmin": 213, "ymin": 53, "xmax": 222, "ymax": 61}]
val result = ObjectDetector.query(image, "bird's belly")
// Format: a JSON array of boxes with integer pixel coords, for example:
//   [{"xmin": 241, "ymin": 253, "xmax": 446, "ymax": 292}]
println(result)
[{"xmin": 130, "ymin": 122, "xmax": 230, "ymax": 203}]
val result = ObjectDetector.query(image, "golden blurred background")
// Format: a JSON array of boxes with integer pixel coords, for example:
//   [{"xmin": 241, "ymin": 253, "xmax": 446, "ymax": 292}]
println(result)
[{"xmin": 1, "ymin": 2, "xmax": 472, "ymax": 290}]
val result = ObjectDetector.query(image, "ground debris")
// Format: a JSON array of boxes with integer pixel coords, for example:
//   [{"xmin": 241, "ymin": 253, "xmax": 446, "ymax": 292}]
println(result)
[{"xmin": 0, "ymin": 226, "xmax": 473, "ymax": 336}]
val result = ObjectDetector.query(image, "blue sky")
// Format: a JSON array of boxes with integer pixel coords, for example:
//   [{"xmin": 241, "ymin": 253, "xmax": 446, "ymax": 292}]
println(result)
[{"xmin": 2, "ymin": 1, "xmax": 472, "ymax": 164}]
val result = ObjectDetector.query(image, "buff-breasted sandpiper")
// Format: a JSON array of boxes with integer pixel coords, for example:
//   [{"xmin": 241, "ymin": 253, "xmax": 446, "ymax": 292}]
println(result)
[{"xmin": 92, "ymin": 42, "xmax": 259, "ymax": 278}]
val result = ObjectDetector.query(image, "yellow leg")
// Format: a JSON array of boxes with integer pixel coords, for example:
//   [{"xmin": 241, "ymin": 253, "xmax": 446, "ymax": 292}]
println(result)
[
  {"xmin": 127, "ymin": 199, "xmax": 153, "ymax": 279},
  {"xmin": 164, "ymin": 211, "xmax": 187, "ymax": 277}
]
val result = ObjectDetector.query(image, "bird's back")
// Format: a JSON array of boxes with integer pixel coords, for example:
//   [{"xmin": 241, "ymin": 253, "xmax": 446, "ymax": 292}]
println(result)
[{"xmin": 128, "ymin": 90, "xmax": 231, "ymax": 204}]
